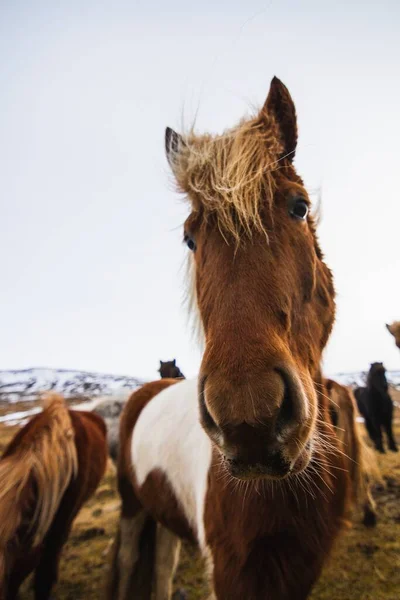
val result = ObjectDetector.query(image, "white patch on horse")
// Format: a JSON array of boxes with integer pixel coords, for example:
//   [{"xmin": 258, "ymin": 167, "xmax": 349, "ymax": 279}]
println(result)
[{"xmin": 131, "ymin": 378, "xmax": 212, "ymax": 549}]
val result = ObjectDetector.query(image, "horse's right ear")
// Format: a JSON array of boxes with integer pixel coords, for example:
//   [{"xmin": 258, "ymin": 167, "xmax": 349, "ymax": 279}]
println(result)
[
  {"xmin": 386, "ymin": 323, "xmax": 392, "ymax": 333},
  {"xmin": 262, "ymin": 77, "xmax": 297, "ymax": 162},
  {"xmin": 165, "ymin": 127, "xmax": 184, "ymax": 170}
]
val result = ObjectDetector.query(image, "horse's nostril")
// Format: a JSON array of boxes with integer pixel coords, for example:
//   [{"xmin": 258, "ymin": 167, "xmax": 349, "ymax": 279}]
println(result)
[
  {"xmin": 279, "ymin": 380, "xmax": 293, "ymax": 424},
  {"xmin": 199, "ymin": 377, "xmax": 218, "ymax": 432},
  {"xmin": 275, "ymin": 368, "xmax": 296, "ymax": 435}
]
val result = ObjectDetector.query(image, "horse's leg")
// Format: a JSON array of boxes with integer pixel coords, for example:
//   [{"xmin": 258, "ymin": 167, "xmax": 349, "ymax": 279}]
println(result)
[
  {"xmin": 3, "ymin": 578, "xmax": 20, "ymax": 600},
  {"xmin": 109, "ymin": 509, "xmax": 155, "ymax": 600},
  {"xmin": 33, "ymin": 514, "xmax": 77, "ymax": 600},
  {"xmin": 363, "ymin": 416, "xmax": 375, "ymax": 445},
  {"xmin": 33, "ymin": 543, "xmax": 62, "ymax": 600},
  {"xmin": 365, "ymin": 416, "xmax": 384, "ymax": 453},
  {"xmin": 375, "ymin": 423, "xmax": 385, "ymax": 453},
  {"xmin": 154, "ymin": 524, "xmax": 181, "ymax": 600},
  {"xmin": 383, "ymin": 414, "xmax": 398, "ymax": 452}
]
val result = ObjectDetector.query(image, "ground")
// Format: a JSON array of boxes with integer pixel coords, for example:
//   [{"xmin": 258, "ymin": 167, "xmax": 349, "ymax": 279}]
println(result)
[{"xmin": 0, "ymin": 392, "xmax": 399, "ymax": 600}]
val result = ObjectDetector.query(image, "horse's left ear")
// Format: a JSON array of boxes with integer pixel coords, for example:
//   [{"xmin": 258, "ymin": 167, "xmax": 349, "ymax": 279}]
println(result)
[
  {"xmin": 262, "ymin": 76, "xmax": 298, "ymax": 162},
  {"xmin": 165, "ymin": 127, "xmax": 184, "ymax": 170},
  {"xmin": 172, "ymin": 359, "xmax": 176, "ymax": 366}
]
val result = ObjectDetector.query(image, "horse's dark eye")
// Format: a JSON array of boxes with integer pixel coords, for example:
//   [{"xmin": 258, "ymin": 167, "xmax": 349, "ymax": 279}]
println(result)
[
  {"xmin": 184, "ymin": 233, "xmax": 196, "ymax": 251},
  {"xmin": 290, "ymin": 198, "xmax": 309, "ymax": 221}
]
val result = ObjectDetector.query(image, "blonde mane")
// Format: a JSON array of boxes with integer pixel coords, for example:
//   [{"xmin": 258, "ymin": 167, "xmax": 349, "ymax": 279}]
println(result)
[
  {"xmin": 172, "ymin": 111, "xmax": 284, "ymax": 242},
  {"xmin": 0, "ymin": 393, "xmax": 78, "ymax": 554}
]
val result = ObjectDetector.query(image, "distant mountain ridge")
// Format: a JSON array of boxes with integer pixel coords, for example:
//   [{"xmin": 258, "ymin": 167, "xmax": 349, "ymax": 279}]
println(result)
[
  {"xmin": 0, "ymin": 367, "xmax": 144, "ymax": 403},
  {"xmin": 0, "ymin": 367, "xmax": 399, "ymax": 405},
  {"xmin": 328, "ymin": 371, "xmax": 400, "ymax": 389}
]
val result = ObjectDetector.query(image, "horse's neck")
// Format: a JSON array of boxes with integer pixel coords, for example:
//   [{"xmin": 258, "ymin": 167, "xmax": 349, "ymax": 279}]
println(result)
[{"xmin": 368, "ymin": 379, "xmax": 387, "ymax": 397}]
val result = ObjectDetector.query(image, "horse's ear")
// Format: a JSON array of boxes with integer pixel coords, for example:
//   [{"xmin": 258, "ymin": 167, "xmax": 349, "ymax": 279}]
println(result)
[
  {"xmin": 262, "ymin": 76, "xmax": 297, "ymax": 162},
  {"xmin": 160, "ymin": 360, "xmax": 163, "ymax": 366},
  {"xmin": 165, "ymin": 127, "xmax": 184, "ymax": 170},
  {"xmin": 386, "ymin": 323, "xmax": 392, "ymax": 333},
  {"xmin": 172, "ymin": 359, "xmax": 176, "ymax": 366}
]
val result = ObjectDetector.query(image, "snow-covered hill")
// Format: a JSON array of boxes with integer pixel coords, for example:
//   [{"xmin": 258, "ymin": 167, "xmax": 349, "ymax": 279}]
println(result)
[
  {"xmin": 0, "ymin": 367, "xmax": 398, "ymax": 405},
  {"xmin": 331, "ymin": 370, "xmax": 400, "ymax": 389},
  {"xmin": 0, "ymin": 367, "xmax": 144, "ymax": 403}
]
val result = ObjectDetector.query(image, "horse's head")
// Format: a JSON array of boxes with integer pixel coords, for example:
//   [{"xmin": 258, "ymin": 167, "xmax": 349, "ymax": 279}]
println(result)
[
  {"xmin": 159, "ymin": 359, "xmax": 184, "ymax": 379},
  {"xmin": 368, "ymin": 362, "xmax": 389, "ymax": 394},
  {"xmin": 386, "ymin": 322, "xmax": 400, "ymax": 349},
  {"xmin": 166, "ymin": 78, "xmax": 335, "ymax": 480}
]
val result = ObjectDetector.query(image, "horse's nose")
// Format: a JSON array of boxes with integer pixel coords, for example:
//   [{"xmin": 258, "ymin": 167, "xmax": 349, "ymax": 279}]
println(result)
[
  {"xmin": 199, "ymin": 367, "xmax": 310, "ymax": 478},
  {"xmin": 201, "ymin": 367, "xmax": 307, "ymax": 438}
]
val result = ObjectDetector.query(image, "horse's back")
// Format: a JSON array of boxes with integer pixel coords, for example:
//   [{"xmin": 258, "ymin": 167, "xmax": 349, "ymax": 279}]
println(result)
[
  {"xmin": 121, "ymin": 378, "xmax": 212, "ymax": 546},
  {"xmin": 69, "ymin": 409, "xmax": 108, "ymax": 499}
]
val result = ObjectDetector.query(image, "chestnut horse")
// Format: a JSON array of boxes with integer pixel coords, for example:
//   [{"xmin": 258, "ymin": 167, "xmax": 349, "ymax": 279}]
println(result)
[
  {"xmin": 0, "ymin": 393, "xmax": 107, "ymax": 599},
  {"xmin": 108, "ymin": 78, "xmax": 354, "ymax": 600},
  {"xmin": 325, "ymin": 378, "xmax": 378, "ymax": 526},
  {"xmin": 386, "ymin": 321, "xmax": 400, "ymax": 350}
]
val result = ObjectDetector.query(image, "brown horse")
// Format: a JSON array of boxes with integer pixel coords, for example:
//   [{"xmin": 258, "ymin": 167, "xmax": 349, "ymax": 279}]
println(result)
[
  {"xmin": 0, "ymin": 393, "xmax": 107, "ymax": 600},
  {"xmin": 108, "ymin": 77, "xmax": 354, "ymax": 600},
  {"xmin": 386, "ymin": 321, "xmax": 400, "ymax": 349},
  {"xmin": 158, "ymin": 360, "xmax": 185, "ymax": 379},
  {"xmin": 325, "ymin": 378, "xmax": 379, "ymax": 526}
]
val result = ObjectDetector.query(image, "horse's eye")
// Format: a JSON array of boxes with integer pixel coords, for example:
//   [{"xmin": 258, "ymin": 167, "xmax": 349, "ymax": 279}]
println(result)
[
  {"xmin": 184, "ymin": 233, "xmax": 196, "ymax": 251},
  {"xmin": 290, "ymin": 198, "xmax": 309, "ymax": 221}
]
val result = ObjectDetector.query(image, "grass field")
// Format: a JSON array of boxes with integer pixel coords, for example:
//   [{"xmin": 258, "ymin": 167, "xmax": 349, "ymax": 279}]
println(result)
[{"xmin": 0, "ymin": 391, "xmax": 399, "ymax": 600}]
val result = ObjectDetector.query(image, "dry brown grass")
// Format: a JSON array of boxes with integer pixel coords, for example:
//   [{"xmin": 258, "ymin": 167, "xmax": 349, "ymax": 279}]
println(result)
[{"xmin": 0, "ymin": 391, "xmax": 399, "ymax": 599}]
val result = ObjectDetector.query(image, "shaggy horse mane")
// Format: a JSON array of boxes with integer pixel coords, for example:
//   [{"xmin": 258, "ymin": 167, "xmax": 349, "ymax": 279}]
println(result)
[
  {"xmin": 0, "ymin": 393, "xmax": 78, "ymax": 556},
  {"xmin": 171, "ymin": 111, "xmax": 289, "ymax": 243}
]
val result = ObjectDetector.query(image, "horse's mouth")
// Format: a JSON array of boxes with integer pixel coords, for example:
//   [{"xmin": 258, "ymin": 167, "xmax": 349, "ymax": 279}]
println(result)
[{"xmin": 222, "ymin": 439, "xmax": 313, "ymax": 481}]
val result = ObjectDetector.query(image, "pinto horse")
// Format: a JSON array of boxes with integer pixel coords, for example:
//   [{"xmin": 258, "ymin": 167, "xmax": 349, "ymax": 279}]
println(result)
[
  {"xmin": 325, "ymin": 378, "xmax": 378, "ymax": 526},
  {"xmin": 108, "ymin": 77, "xmax": 354, "ymax": 600},
  {"xmin": 354, "ymin": 362, "xmax": 398, "ymax": 453},
  {"xmin": 0, "ymin": 393, "xmax": 107, "ymax": 599}
]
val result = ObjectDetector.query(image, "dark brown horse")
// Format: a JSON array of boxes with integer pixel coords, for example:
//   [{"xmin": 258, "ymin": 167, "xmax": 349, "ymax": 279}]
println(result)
[
  {"xmin": 325, "ymin": 378, "xmax": 379, "ymax": 526},
  {"xmin": 354, "ymin": 362, "xmax": 398, "ymax": 453},
  {"xmin": 0, "ymin": 393, "xmax": 107, "ymax": 599},
  {"xmin": 158, "ymin": 360, "xmax": 185, "ymax": 379},
  {"xmin": 108, "ymin": 77, "xmax": 355, "ymax": 600}
]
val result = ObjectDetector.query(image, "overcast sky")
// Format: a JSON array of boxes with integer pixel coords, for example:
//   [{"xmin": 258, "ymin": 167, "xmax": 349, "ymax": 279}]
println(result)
[{"xmin": 1, "ymin": 0, "xmax": 399, "ymax": 381}]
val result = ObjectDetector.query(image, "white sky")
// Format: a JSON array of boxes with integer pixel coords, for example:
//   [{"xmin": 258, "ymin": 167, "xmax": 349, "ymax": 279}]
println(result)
[{"xmin": 1, "ymin": 0, "xmax": 399, "ymax": 381}]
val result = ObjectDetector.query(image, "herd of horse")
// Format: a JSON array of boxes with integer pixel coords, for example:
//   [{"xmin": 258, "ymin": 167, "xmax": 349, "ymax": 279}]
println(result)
[{"xmin": 0, "ymin": 78, "xmax": 399, "ymax": 600}]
